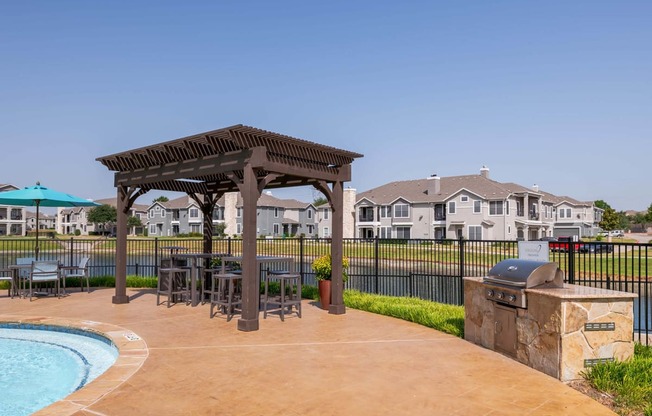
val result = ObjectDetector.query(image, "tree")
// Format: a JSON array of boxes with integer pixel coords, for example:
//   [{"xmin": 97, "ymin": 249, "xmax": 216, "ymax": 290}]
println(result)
[
  {"xmin": 313, "ymin": 196, "xmax": 328, "ymax": 206},
  {"xmin": 127, "ymin": 216, "xmax": 142, "ymax": 235},
  {"xmin": 599, "ymin": 207, "xmax": 620, "ymax": 231},
  {"xmin": 153, "ymin": 196, "xmax": 169, "ymax": 203},
  {"xmin": 594, "ymin": 200, "xmax": 611, "ymax": 211},
  {"xmin": 213, "ymin": 223, "xmax": 226, "ymax": 239},
  {"xmin": 88, "ymin": 204, "xmax": 117, "ymax": 235},
  {"xmin": 88, "ymin": 204, "xmax": 117, "ymax": 224}
]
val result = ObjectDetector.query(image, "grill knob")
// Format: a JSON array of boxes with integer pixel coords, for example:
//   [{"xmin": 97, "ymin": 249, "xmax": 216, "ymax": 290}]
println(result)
[
  {"xmin": 497, "ymin": 292, "xmax": 505, "ymax": 300},
  {"xmin": 486, "ymin": 289, "xmax": 495, "ymax": 297},
  {"xmin": 509, "ymin": 295, "xmax": 517, "ymax": 302}
]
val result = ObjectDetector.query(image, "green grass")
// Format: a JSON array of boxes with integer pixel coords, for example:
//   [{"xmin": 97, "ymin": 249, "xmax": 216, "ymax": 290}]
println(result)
[
  {"xmin": 338, "ymin": 289, "xmax": 465, "ymax": 337},
  {"xmin": 583, "ymin": 343, "xmax": 652, "ymax": 416}
]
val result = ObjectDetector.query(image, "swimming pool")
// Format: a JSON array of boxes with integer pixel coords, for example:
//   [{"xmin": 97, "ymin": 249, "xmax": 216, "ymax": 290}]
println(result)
[{"xmin": 0, "ymin": 324, "xmax": 119, "ymax": 416}]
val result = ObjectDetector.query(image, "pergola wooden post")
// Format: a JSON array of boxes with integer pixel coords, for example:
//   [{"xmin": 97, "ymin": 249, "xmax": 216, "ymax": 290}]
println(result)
[{"xmin": 97, "ymin": 125, "xmax": 362, "ymax": 331}]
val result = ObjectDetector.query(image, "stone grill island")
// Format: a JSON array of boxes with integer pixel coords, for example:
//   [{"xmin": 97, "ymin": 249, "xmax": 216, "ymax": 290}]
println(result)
[{"xmin": 464, "ymin": 276, "xmax": 636, "ymax": 381}]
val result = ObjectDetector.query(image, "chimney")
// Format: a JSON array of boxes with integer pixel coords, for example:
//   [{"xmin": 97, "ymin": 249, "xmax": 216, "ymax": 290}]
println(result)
[
  {"xmin": 532, "ymin": 184, "xmax": 539, "ymax": 192},
  {"xmin": 480, "ymin": 165, "xmax": 490, "ymax": 179},
  {"xmin": 426, "ymin": 174, "xmax": 441, "ymax": 195}
]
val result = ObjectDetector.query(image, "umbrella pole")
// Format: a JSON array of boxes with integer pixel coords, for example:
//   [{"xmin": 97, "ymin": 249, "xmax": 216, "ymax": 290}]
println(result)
[{"xmin": 35, "ymin": 202, "xmax": 40, "ymax": 260}]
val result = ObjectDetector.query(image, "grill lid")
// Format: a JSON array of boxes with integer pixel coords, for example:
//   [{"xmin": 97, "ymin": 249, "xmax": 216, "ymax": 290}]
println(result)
[{"xmin": 484, "ymin": 259, "xmax": 564, "ymax": 289}]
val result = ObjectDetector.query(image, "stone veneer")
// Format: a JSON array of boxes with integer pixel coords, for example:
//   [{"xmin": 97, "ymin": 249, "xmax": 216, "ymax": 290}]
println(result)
[{"xmin": 464, "ymin": 276, "xmax": 636, "ymax": 381}]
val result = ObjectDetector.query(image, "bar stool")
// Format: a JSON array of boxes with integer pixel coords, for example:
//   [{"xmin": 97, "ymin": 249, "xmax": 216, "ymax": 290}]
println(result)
[
  {"xmin": 263, "ymin": 270, "xmax": 302, "ymax": 321},
  {"xmin": 208, "ymin": 271, "xmax": 243, "ymax": 321},
  {"xmin": 157, "ymin": 267, "xmax": 191, "ymax": 307}
]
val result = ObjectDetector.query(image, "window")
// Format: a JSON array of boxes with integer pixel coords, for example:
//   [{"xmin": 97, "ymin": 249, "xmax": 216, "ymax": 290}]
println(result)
[
  {"xmin": 307, "ymin": 209, "xmax": 312, "ymax": 219},
  {"xmin": 505, "ymin": 201, "xmax": 510, "ymax": 215},
  {"xmin": 560, "ymin": 208, "xmax": 572, "ymax": 218},
  {"xmin": 489, "ymin": 201, "xmax": 503, "ymax": 215},
  {"xmin": 379, "ymin": 206, "xmax": 392, "ymax": 218},
  {"xmin": 473, "ymin": 200, "xmax": 481, "ymax": 213},
  {"xmin": 189, "ymin": 208, "xmax": 199, "ymax": 218},
  {"xmin": 448, "ymin": 201, "xmax": 456, "ymax": 214},
  {"xmin": 236, "ymin": 223, "xmax": 242, "ymax": 234},
  {"xmin": 461, "ymin": 196, "xmax": 469, "ymax": 202},
  {"xmin": 468, "ymin": 225, "xmax": 482, "ymax": 240},
  {"xmin": 149, "ymin": 210, "xmax": 154, "ymax": 219},
  {"xmin": 307, "ymin": 225, "xmax": 314, "ymax": 234},
  {"xmin": 323, "ymin": 209, "xmax": 330, "ymax": 220},
  {"xmin": 149, "ymin": 224, "xmax": 156, "ymax": 234},
  {"xmin": 190, "ymin": 224, "xmax": 200, "ymax": 233},
  {"xmin": 273, "ymin": 223, "xmax": 280, "ymax": 234},
  {"xmin": 155, "ymin": 206, "xmax": 160, "ymax": 211},
  {"xmin": 236, "ymin": 207, "xmax": 242, "ymax": 218},
  {"xmin": 394, "ymin": 203, "xmax": 409, "ymax": 218},
  {"xmin": 323, "ymin": 227, "xmax": 330, "ymax": 237},
  {"xmin": 274, "ymin": 208, "xmax": 279, "ymax": 218},
  {"xmin": 380, "ymin": 226, "xmax": 391, "ymax": 238},
  {"xmin": 161, "ymin": 209, "xmax": 166, "ymax": 218},
  {"xmin": 396, "ymin": 226, "xmax": 411, "ymax": 239},
  {"xmin": 508, "ymin": 226, "xmax": 511, "ymax": 234}
]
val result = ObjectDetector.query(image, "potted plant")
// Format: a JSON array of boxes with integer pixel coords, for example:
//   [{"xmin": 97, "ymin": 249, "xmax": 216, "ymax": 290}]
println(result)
[{"xmin": 312, "ymin": 254, "xmax": 349, "ymax": 310}]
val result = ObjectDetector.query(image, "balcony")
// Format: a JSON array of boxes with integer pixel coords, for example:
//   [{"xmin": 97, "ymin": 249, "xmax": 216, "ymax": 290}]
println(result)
[
  {"xmin": 530, "ymin": 212, "xmax": 539, "ymax": 220},
  {"xmin": 434, "ymin": 214, "xmax": 446, "ymax": 221},
  {"xmin": 358, "ymin": 214, "xmax": 374, "ymax": 222}
]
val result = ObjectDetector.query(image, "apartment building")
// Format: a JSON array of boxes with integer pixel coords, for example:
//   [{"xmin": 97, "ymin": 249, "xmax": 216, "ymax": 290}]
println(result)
[
  {"xmin": 146, "ymin": 196, "xmax": 217, "ymax": 237},
  {"xmin": 58, "ymin": 198, "xmax": 148, "ymax": 235},
  {"xmin": 354, "ymin": 167, "xmax": 602, "ymax": 241},
  {"xmin": 25, "ymin": 211, "xmax": 56, "ymax": 231},
  {"xmin": 225, "ymin": 191, "xmax": 317, "ymax": 238},
  {"xmin": 0, "ymin": 184, "xmax": 25, "ymax": 236}
]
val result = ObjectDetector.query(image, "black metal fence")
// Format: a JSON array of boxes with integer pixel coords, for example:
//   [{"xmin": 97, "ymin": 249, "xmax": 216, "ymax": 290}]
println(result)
[{"xmin": 1, "ymin": 236, "xmax": 650, "ymax": 343}]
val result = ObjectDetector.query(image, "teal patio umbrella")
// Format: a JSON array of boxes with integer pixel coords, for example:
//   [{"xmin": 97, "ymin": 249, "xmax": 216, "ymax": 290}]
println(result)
[{"xmin": 0, "ymin": 182, "xmax": 99, "ymax": 259}]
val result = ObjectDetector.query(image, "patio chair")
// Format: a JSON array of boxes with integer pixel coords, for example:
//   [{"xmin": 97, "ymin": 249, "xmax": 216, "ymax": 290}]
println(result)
[
  {"xmin": 0, "ymin": 269, "xmax": 14, "ymax": 298},
  {"xmin": 28, "ymin": 260, "xmax": 61, "ymax": 301},
  {"xmin": 157, "ymin": 260, "xmax": 191, "ymax": 308},
  {"xmin": 60, "ymin": 256, "xmax": 91, "ymax": 293},
  {"xmin": 15, "ymin": 257, "xmax": 35, "ymax": 298}
]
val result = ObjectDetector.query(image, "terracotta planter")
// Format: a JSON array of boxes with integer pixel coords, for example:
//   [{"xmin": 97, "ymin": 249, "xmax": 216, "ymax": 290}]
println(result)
[{"xmin": 318, "ymin": 280, "xmax": 331, "ymax": 310}]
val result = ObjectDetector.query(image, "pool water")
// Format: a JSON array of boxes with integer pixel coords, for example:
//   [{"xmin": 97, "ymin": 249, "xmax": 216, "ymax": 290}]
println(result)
[{"xmin": 0, "ymin": 326, "xmax": 118, "ymax": 416}]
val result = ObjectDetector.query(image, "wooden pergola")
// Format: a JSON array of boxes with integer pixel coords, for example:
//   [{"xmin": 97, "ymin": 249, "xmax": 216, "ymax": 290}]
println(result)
[{"xmin": 96, "ymin": 124, "xmax": 363, "ymax": 331}]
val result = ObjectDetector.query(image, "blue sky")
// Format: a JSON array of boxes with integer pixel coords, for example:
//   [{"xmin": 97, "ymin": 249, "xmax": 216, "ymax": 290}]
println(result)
[{"xmin": 1, "ymin": 1, "xmax": 650, "ymax": 211}]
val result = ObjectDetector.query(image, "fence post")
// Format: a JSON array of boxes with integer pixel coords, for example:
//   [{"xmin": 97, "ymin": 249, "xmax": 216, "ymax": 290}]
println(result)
[
  {"xmin": 299, "ymin": 235, "xmax": 304, "ymax": 285},
  {"xmin": 227, "ymin": 237, "xmax": 232, "ymax": 256},
  {"xmin": 568, "ymin": 242, "xmax": 576, "ymax": 284},
  {"xmin": 458, "ymin": 236, "xmax": 465, "ymax": 278},
  {"xmin": 374, "ymin": 236, "xmax": 379, "ymax": 294},
  {"xmin": 69, "ymin": 238, "xmax": 74, "ymax": 267},
  {"xmin": 458, "ymin": 236, "xmax": 465, "ymax": 305},
  {"xmin": 154, "ymin": 238, "xmax": 159, "ymax": 276}
]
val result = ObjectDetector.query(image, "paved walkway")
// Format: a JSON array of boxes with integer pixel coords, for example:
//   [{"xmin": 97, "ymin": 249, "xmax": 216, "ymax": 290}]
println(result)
[{"xmin": 0, "ymin": 289, "xmax": 615, "ymax": 416}]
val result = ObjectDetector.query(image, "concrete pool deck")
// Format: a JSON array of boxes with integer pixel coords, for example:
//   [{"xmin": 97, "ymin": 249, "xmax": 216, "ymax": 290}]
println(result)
[{"xmin": 0, "ymin": 288, "xmax": 615, "ymax": 415}]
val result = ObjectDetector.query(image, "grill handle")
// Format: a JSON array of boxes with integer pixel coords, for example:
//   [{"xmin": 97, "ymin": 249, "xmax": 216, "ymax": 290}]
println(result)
[{"xmin": 483, "ymin": 276, "xmax": 527, "ymax": 287}]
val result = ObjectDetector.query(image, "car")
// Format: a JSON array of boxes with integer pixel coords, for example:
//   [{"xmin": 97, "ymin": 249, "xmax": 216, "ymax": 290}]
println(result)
[
  {"xmin": 580, "ymin": 242, "xmax": 614, "ymax": 253},
  {"xmin": 600, "ymin": 230, "xmax": 625, "ymax": 238},
  {"xmin": 548, "ymin": 236, "xmax": 585, "ymax": 252}
]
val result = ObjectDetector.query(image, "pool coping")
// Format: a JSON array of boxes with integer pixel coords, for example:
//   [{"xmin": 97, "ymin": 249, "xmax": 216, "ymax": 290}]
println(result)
[{"xmin": 0, "ymin": 316, "xmax": 148, "ymax": 416}]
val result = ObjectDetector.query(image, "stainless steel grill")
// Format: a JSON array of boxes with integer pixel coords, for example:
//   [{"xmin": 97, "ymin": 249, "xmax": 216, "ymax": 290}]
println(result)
[{"xmin": 483, "ymin": 259, "xmax": 564, "ymax": 309}]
